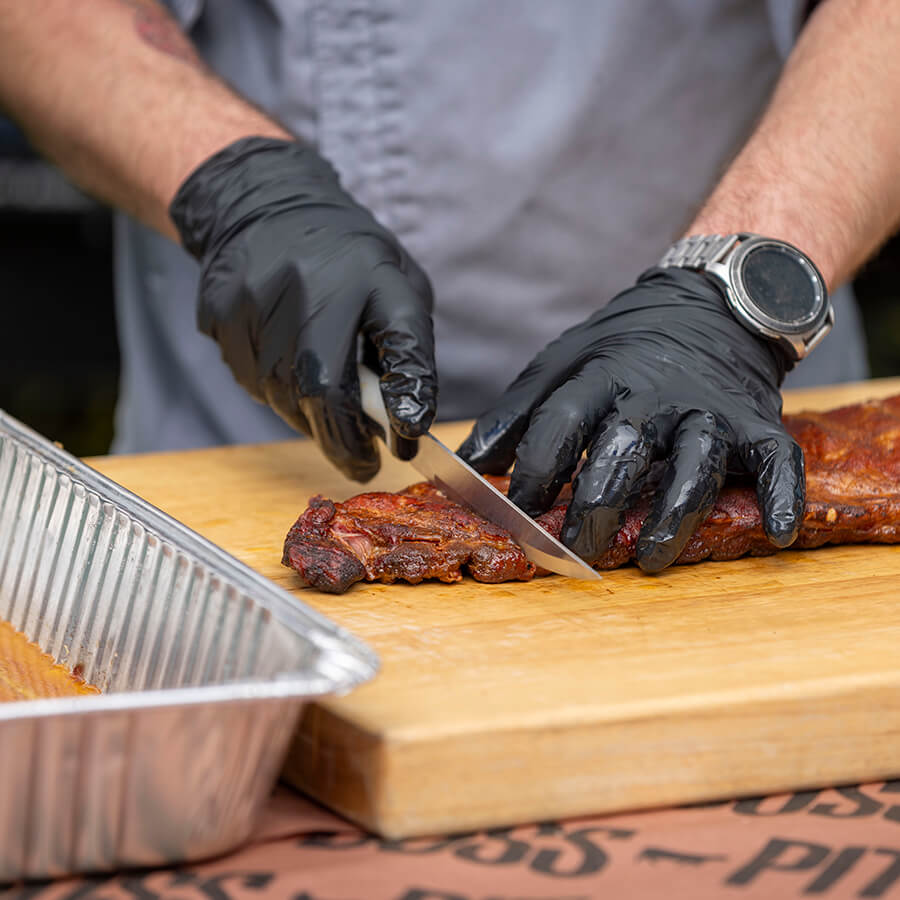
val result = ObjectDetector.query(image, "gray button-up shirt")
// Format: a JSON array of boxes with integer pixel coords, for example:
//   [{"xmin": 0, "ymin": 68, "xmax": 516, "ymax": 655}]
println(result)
[{"xmin": 112, "ymin": 0, "xmax": 868, "ymax": 452}]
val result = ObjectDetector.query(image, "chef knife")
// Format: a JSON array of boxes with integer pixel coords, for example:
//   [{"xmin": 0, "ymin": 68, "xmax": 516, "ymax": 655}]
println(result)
[{"xmin": 357, "ymin": 365, "xmax": 601, "ymax": 581}]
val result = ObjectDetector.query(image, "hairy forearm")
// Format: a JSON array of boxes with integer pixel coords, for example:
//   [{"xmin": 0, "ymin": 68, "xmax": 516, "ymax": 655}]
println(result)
[
  {"xmin": 687, "ymin": 0, "xmax": 900, "ymax": 289},
  {"xmin": 0, "ymin": 0, "xmax": 291, "ymax": 240}
]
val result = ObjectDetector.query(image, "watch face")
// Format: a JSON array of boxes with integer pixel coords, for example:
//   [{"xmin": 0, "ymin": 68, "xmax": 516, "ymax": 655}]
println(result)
[{"xmin": 738, "ymin": 243, "xmax": 824, "ymax": 331}]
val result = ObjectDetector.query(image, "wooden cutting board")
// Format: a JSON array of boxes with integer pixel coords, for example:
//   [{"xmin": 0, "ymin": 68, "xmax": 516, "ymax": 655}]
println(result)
[{"xmin": 89, "ymin": 378, "xmax": 900, "ymax": 838}]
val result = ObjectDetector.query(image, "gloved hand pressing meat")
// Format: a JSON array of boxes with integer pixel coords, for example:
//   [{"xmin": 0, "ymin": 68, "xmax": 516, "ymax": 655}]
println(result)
[
  {"xmin": 457, "ymin": 267, "xmax": 804, "ymax": 572},
  {"xmin": 169, "ymin": 136, "xmax": 436, "ymax": 482}
]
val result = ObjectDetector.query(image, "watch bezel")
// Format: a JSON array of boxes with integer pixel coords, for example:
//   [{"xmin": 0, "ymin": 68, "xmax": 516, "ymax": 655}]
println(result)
[
  {"xmin": 659, "ymin": 232, "xmax": 835, "ymax": 361},
  {"xmin": 724, "ymin": 236, "xmax": 829, "ymax": 338}
]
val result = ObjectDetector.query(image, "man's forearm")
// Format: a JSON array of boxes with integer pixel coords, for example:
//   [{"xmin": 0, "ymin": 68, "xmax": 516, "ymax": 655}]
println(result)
[
  {"xmin": 0, "ymin": 0, "xmax": 291, "ymax": 240},
  {"xmin": 687, "ymin": 0, "xmax": 900, "ymax": 290}
]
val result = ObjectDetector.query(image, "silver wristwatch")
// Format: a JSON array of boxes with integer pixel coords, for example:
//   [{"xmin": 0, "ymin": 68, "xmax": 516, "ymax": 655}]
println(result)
[{"xmin": 659, "ymin": 233, "xmax": 834, "ymax": 361}]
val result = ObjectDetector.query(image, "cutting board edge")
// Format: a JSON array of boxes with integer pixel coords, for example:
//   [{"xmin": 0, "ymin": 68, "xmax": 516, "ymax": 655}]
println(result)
[{"xmin": 284, "ymin": 677, "xmax": 900, "ymax": 838}]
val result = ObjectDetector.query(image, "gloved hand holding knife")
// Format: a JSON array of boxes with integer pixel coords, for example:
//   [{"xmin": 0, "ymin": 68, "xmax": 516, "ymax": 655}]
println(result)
[{"xmin": 170, "ymin": 136, "xmax": 437, "ymax": 483}]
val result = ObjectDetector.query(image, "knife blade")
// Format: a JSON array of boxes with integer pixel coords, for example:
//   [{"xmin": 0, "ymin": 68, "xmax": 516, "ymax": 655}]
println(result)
[{"xmin": 357, "ymin": 365, "xmax": 601, "ymax": 581}]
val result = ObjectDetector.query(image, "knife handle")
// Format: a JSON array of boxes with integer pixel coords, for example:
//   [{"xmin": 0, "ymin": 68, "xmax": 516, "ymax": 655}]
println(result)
[{"xmin": 357, "ymin": 363, "xmax": 391, "ymax": 441}]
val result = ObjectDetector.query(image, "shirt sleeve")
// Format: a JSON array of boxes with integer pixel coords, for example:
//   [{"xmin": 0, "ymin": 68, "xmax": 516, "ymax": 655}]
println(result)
[
  {"xmin": 766, "ymin": 0, "xmax": 822, "ymax": 58},
  {"xmin": 159, "ymin": 0, "xmax": 205, "ymax": 31}
]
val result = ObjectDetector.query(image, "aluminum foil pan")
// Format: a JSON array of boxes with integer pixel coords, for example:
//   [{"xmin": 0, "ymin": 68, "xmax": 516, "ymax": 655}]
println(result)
[{"xmin": 0, "ymin": 411, "xmax": 378, "ymax": 881}]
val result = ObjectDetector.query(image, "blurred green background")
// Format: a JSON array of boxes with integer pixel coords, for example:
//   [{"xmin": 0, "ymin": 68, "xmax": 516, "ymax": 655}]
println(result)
[{"xmin": 1, "ymin": 145, "xmax": 899, "ymax": 459}]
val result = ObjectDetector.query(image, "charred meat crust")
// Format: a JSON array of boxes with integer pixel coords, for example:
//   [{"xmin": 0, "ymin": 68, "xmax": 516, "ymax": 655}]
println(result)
[
  {"xmin": 283, "ymin": 395, "xmax": 900, "ymax": 592},
  {"xmin": 282, "ymin": 497, "xmax": 367, "ymax": 594}
]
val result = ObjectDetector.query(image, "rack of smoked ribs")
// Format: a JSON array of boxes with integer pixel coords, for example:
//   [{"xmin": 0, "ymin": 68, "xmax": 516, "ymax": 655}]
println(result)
[{"xmin": 283, "ymin": 394, "xmax": 900, "ymax": 593}]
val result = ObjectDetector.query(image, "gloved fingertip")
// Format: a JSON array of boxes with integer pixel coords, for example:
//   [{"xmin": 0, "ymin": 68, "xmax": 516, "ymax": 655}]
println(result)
[
  {"xmin": 747, "ymin": 430, "xmax": 804, "ymax": 549},
  {"xmin": 562, "ymin": 523, "xmax": 600, "ymax": 564},
  {"xmin": 456, "ymin": 432, "xmax": 482, "ymax": 464},
  {"xmin": 758, "ymin": 471, "xmax": 804, "ymax": 549},
  {"xmin": 456, "ymin": 432, "xmax": 511, "ymax": 475},
  {"xmin": 763, "ymin": 511, "xmax": 800, "ymax": 548},
  {"xmin": 340, "ymin": 454, "xmax": 381, "ymax": 483},
  {"xmin": 390, "ymin": 433, "xmax": 419, "ymax": 462},
  {"xmin": 508, "ymin": 472, "xmax": 564, "ymax": 518},
  {"xmin": 459, "ymin": 398, "xmax": 534, "ymax": 465},
  {"xmin": 326, "ymin": 434, "xmax": 381, "ymax": 483},
  {"xmin": 386, "ymin": 393, "xmax": 435, "ymax": 439},
  {"xmin": 560, "ymin": 505, "xmax": 620, "ymax": 565},
  {"xmin": 634, "ymin": 536, "xmax": 676, "ymax": 574}
]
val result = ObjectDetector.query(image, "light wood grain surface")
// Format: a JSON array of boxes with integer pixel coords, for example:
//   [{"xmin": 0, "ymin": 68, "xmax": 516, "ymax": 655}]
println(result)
[{"xmin": 88, "ymin": 378, "xmax": 900, "ymax": 837}]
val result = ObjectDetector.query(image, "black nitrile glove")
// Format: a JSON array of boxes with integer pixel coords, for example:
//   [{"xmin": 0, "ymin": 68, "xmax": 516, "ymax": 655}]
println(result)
[
  {"xmin": 170, "ymin": 136, "xmax": 436, "ymax": 482},
  {"xmin": 458, "ymin": 267, "xmax": 804, "ymax": 572}
]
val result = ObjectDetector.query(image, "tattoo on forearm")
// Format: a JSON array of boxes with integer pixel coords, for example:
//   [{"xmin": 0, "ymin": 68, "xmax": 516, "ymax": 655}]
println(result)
[{"xmin": 119, "ymin": 0, "xmax": 204, "ymax": 68}]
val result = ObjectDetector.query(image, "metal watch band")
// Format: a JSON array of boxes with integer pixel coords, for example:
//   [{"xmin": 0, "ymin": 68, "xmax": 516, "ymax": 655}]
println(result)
[
  {"xmin": 658, "ymin": 233, "xmax": 746, "ymax": 270},
  {"xmin": 658, "ymin": 232, "xmax": 833, "ymax": 362}
]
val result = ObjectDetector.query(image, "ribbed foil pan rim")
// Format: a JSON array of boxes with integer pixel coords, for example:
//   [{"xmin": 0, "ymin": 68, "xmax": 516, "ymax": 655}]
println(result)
[{"xmin": 0, "ymin": 409, "xmax": 379, "ymax": 715}]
